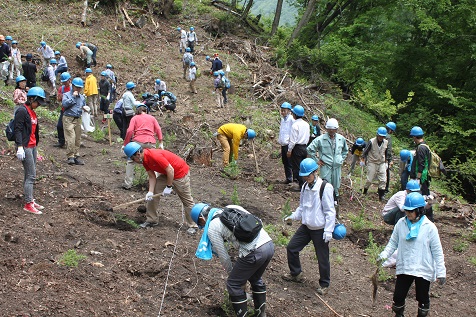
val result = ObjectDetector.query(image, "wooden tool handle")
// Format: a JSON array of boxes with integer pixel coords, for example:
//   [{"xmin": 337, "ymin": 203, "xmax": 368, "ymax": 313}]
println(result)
[{"xmin": 112, "ymin": 193, "xmax": 162, "ymax": 210}]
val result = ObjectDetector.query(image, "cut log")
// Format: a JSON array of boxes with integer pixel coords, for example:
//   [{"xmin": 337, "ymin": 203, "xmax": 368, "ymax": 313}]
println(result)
[
  {"xmin": 188, "ymin": 146, "xmax": 213, "ymax": 166},
  {"xmin": 81, "ymin": 0, "xmax": 88, "ymax": 27}
]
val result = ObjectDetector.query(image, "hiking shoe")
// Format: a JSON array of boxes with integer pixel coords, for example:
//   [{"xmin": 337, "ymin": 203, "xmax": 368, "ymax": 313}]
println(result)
[
  {"xmin": 67, "ymin": 157, "xmax": 76, "ymax": 165},
  {"xmin": 33, "ymin": 200, "xmax": 45, "ymax": 211},
  {"xmin": 53, "ymin": 143, "xmax": 65, "ymax": 148},
  {"xmin": 122, "ymin": 184, "xmax": 132, "ymax": 190},
  {"xmin": 23, "ymin": 202, "xmax": 42, "ymax": 215},
  {"xmin": 74, "ymin": 157, "xmax": 84, "ymax": 165},
  {"xmin": 282, "ymin": 272, "xmax": 304, "ymax": 283},
  {"xmin": 139, "ymin": 221, "xmax": 159, "ymax": 229},
  {"xmin": 316, "ymin": 286, "xmax": 329, "ymax": 295}
]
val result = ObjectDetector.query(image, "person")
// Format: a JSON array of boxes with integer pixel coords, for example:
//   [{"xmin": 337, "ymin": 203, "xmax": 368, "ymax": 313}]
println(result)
[
  {"xmin": 382, "ymin": 179, "xmax": 421, "ymax": 225},
  {"xmin": 307, "ymin": 118, "xmax": 348, "ymax": 205},
  {"xmin": 308, "ymin": 115, "xmax": 320, "ymax": 144},
  {"xmin": 123, "ymin": 142, "xmax": 198, "ymax": 233},
  {"xmin": 46, "ymin": 58, "xmax": 57, "ymax": 96},
  {"xmin": 54, "ymin": 51, "xmax": 68, "ymax": 76},
  {"xmin": 190, "ymin": 203, "xmax": 274, "ymax": 317},
  {"xmin": 409, "ymin": 126, "xmax": 434, "ymax": 221},
  {"xmin": 287, "ymin": 105, "xmax": 310, "ymax": 189},
  {"xmin": 5, "ymin": 35, "xmax": 13, "ymax": 48},
  {"xmin": 54, "ymin": 72, "xmax": 72, "ymax": 148},
  {"xmin": 186, "ymin": 26, "xmax": 198, "ymax": 53},
  {"xmin": 188, "ymin": 62, "xmax": 197, "ymax": 94},
  {"xmin": 98, "ymin": 71, "xmax": 111, "ymax": 123},
  {"xmin": 104, "ymin": 64, "xmax": 117, "ymax": 102},
  {"xmin": 282, "ymin": 158, "xmax": 336, "ymax": 296},
  {"xmin": 154, "ymin": 78, "xmax": 167, "ymax": 96},
  {"xmin": 0, "ymin": 35, "xmax": 12, "ymax": 85},
  {"xmin": 160, "ymin": 91, "xmax": 177, "ymax": 112},
  {"xmin": 113, "ymin": 98, "xmax": 124, "ymax": 138},
  {"xmin": 141, "ymin": 92, "xmax": 158, "ymax": 113},
  {"xmin": 399, "ymin": 149, "xmax": 414, "ymax": 190},
  {"xmin": 13, "ymin": 87, "xmax": 47, "ymax": 214},
  {"xmin": 62, "ymin": 77, "xmax": 86, "ymax": 165},
  {"xmin": 9, "ymin": 40, "xmax": 21, "ymax": 80},
  {"xmin": 360, "ymin": 127, "xmax": 390, "ymax": 201},
  {"xmin": 76, "ymin": 42, "xmax": 97, "ymax": 66},
  {"xmin": 205, "ymin": 55, "xmax": 213, "ymax": 75},
  {"xmin": 385, "ymin": 121, "xmax": 396, "ymax": 193},
  {"xmin": 182, "ymin": 47, "xmax": 194, "ymax": 79},
  {"xmin": 13, "ymin": 76, "xmax": 28, "ymax": 111},
  {"xmin": 211, "ymin": 53, "xmax": 223, "ymax": 73},
  {"xmin": 84, "ymin": 68, "xmax": 99, "ymax": 117},
  {"xmin": 22, "ymin": 53, "xmax": 37, "ymax": 88},
  {"xmin": 278, "ymin": 102, "xmax": 296, "ymax": 184},
  {"xmin": 177, "ymin": 27, "xmax": 187, "ymax": 53},
  {"xmin": 219, "ymin": 70, "xmax": 229, "ymax": 104},
  {"xmin": 348, "ymin": 137, "xmax": 367, "ymax": 176},
  {"xmin": 76, "ymin": 42, "xmax": 93, "ymax": 68},
  {"xmin": 37, "ymin": 41, "xmax": 54, "ymax": 68},
  {"xmin": 213, "ymin": 71, "xmax": 224, "ymax": 108},
  {"xmin": 378, "ymin": 192, "xmax": 446, "ymax": 317},
  {"xmin": 122, "ymin": 103, "xmax": 164, "ymax": 190},
  {"xmin": 121, "ymin": 81, "xmax": 137, "ymax": 140},
  {"xmin": 216, "ymin": 123, "xmax": 256, "ymax": 167}
]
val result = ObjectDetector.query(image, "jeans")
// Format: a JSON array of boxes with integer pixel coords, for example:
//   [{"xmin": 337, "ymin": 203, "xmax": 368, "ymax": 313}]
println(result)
[
  {"xmin": 55, "ymin": 66, "xmax": 68, "ymax": 76},
  {"xmin": 400, "ymin": 169, "xmax": 410, "ymax": 190},
  {"xmin": 222, "ymin": 87, "xmax": 228, "ymax": 103},
  {"xmin": 22, "ymin": 147, "xmax": 37, "ymax": 203}
]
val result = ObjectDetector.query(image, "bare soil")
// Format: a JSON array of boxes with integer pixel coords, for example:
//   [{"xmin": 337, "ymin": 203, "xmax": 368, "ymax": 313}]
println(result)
[{"xmin": 1, "ymin": 1, "xmax": 475, "ymax": 316}]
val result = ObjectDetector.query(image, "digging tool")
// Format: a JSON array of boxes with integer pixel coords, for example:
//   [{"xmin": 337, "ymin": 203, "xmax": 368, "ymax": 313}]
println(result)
[
  {"xmin": 109, "ymin": 193, "xmax": 162, "ymax": 211},
  {"xmin": 360, "ymin": 165, "xmax": 364, "ymax": 194},
  {"xmin": 251, "ymin": 139, "xmax": 260, "ymax": 174},
  {"xmin": 371, "ymin": 261, "xmax": 382, "ymax": 305}
]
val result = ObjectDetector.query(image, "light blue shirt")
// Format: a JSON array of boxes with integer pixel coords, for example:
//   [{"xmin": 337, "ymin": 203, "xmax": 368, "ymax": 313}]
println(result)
[{"xmin": 62, "ymin": 91, "xmax": 85, "ymax": 118}]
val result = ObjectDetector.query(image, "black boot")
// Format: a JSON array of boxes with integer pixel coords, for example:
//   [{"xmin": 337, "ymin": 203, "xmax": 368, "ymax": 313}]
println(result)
[
  {"xmin": 392, "ymin": 303, "xmax": 405, "ymax": 317},
  {"xmin": 378, "ymin": 189, "xmax": 386, "ymax": 202},
  {"xmin": 230, "ymin": 295, "xmax": 248, "ymax": 317},
  {"xmin": 417, "ymin": 303, "xmax": 429, "ymax": 317},
  {"xmin": 362, "ymin": 187, "xmax": 368, "ymax": 195},
  {"xmin": 252, "ymin": 285, "xmax": 266, "ymax": 317}
]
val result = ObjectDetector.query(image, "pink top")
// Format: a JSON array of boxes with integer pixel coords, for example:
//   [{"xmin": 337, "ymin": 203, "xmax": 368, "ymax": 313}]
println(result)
[
  {"xmin": 124, "ymin": 113, "xmax": 163, "ymax": 145},
  {"xmin": 13, "ymin": 88, "xmax": 27, "ymax": 105}
]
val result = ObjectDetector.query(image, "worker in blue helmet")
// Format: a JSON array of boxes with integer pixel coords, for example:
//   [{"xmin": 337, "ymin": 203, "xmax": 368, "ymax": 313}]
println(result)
[
  {"xmin": 348, "ymin": 137, "xmax": 367, "ymax": 176},
  {"xmin": 384, "ymin": 122, "xmax": 396, "ymax": 193},
  {"xmin": 186, "ymin": 26, "xmax": 198, "ymax": 53},
  {"xmin": 287, "ymin": 105, "xmax": 310, "ymax": 190},
  {"xmin": 177, "ymin": 26, "xmax": 187, "ymax": 53},
  {"xmin": 278, "ymin": 102, "xmax": 296, "ymax": 184},
  {"xmin": 37, "ymin": 40, "xmax": 54, "ymax": 68},
  {"xmin": 308, "ymin": 114, "xmax": 321, "ymax": 144},
  {"xmin": 399, "ymin": 149, "xmax": 414, "ymax": 190}
]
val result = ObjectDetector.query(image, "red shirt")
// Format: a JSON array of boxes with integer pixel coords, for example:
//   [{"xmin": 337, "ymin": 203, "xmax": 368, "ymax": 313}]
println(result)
[
  {"xmin": 25, "ymin": 106, "xmax": 37, "ymax": 148},
  {"xmin": 142, "ymin": 149, "xmax": 189, "ymax": 179},
  {"xmin": 58, "ymin": 84, "xmax": 71, "ymax": 111},
  {"xmin": 124, "ymin": 113, "xmax": 163, "ymax": 146}
]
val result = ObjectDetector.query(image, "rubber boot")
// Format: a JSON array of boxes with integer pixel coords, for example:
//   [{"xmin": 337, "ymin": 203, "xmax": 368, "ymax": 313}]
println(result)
[
  {"xmin": 230, "ymin": 294, "xmax": 248, "ymax": 317},
  {"xmin": 378, "ymin": 189, "xmax": 386, "ymax": 202},
  {"xmin": 392, "ymin": 303, "xmax": 405, "ymax": 317},
  {"xmin": 417, "ymin": 303, "xmax": 430, "ymax": 317},
  {"xmin": 252, "ymin": 285, "xmax": 266, "ymax": 317},
  {"xmin": 362, "ymin": 187, "xmax": 368, "ymax": 195}
]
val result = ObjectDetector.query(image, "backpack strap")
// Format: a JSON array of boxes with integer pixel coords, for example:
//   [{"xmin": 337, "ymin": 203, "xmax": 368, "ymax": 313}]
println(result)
[{"xmin": 319, "ymin": 179, "xmax": 328, "ymax": 201}]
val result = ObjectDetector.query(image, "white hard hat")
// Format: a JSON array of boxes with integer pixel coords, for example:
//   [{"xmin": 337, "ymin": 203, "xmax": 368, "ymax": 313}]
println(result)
[{"xmin": 325, "ymin": 118, "xmax": 339, "ymax": 129}]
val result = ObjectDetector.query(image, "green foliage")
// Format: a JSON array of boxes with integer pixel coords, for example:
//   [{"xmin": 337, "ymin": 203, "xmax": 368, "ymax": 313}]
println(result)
[
  {"xmin": 58, "ymin": 249, "xmax": 87, "ymax": 267},
  {"xmin": 223, "ymin": 160, "xmax": 241, "ymax": 179},
  {"xmin": 349, "ymin": 209, "xmax": 374, "ymax": 231},
  {"xmin": 263, "ymin": 224, "xmax": 291, "ymax": 247},
  {"xmin": 470, "ymin": 257, "xmax": 476, "ymax": 267},
  {"xmin": 231, "ymin": 184, "xmax": 240, "ymax": 205},
  {"xmin": 365, "ymin": 232, "xmax": 392, "ymax": 281},
  {"xmin": 281, "ymin": 199, "xmax": 291, "ymax": 218},
  {"xmin": 254, "ymin": 176, "xmax": 265, "ymax": 183},
  {"xmin": 35, "ymin": 107, "xmax": 59, "ymax": 123},
  {"xmin": 453, "ymin": 239, "xmax": 469, "ymax": 253},
  {"xmin": 114, "ymin": 214, "xmax": 139, "ymax": 229},
  {"xmin": 90, "ymin": 125, "xmax": 106, "ymax": 141},
  {"xmin": 163, "ymin": 131, "xmax": 177, "ymax": 147},
  {"xmin": 133, "ymin": 165, "xmax": 148, "ymax": 186}
]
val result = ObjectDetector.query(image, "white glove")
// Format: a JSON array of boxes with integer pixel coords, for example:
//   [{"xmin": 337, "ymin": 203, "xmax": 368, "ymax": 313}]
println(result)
[
  {"xmin": 323, "ymin": 232, "xmax": 333, "ymax": 243},
  {"xmin": 121, "ymin": 145, "xmax": 125, "ymax": 155},
  {"xmin": 360, "ymin": 161, "xmax": 365, "ymax": 167},
  {"xmin": 385, "ymin": 163, "xmax": 389, "ymax": 169},
  {"xmin": 158, "ymin": 142, "xmax": 164, "ymax": 150},
  {"xmin": 16, "ymin": 147, "xmax": 25, "ymax": 161},
  {"xmin": 145, "ymin": 191, "xmax": 154, "ymax": 201},
  {"xmin": 162, "ymin": 186, "xmax": 173, "ymax": 196}
]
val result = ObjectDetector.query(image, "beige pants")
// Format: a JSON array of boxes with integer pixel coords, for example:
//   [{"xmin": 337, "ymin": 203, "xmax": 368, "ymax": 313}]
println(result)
[
  {"xmin": 63, "ymin": 115, "xmax": 82, "ymax": 159},
  {"xmin": 189, "ymin": 79, "xmax": 197, "ymax": 93},
  {"xmin": 216, "ymin": 89, "xmax": 224, "ymax": 108},
  {"xmin": 87, "ymin": 94, "xmax": 99, "ymax": 116},
  {"xmin": 365, "ymin": 162, "xmax": 387, "ymax": 190},
  {"xmin": 217, "ymin": 134, "xmax": 233, "ymax": 166},
  {"xmin": 146, "ymin": 172, "xmax": 195, "ymax": 226},
  {"xmin": 123, "ymin": 141, "xmax": 155, "ymax": 188}
]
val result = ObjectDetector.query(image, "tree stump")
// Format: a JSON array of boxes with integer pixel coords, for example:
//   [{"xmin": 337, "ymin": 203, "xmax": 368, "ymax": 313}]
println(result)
[{"xmin": 187, "ymin": 146, "xmax": 213, "ymax": 166}]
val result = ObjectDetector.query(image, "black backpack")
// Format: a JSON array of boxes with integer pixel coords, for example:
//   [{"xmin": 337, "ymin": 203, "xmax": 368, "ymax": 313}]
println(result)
[
  {"xmin": 41, "ymin": 67, "xmax": 49, "ymax": 82},
  {"xmin": 5, "ymin": 118, "xmax": 15, "ymax": 141},
  {"xmin": 218, "ymin": 207, "xmax": 263, "ymax": 243}
]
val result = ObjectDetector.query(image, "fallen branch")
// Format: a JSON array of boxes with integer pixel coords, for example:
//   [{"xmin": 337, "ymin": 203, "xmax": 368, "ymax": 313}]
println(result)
[
  {"xmin": 234, "ymin": 53, "xmax": 248, "ymax": 67},
  {"xmin": 122, "ymin": 7, "xmax": 135, "ymax": 26},
  {"xmin": 315, "ymin": 293, "xmax": 343, "ymax": 317},
  {"xmin": 68, "ymin": 195, "xmax": 106, "ymax": 199}
]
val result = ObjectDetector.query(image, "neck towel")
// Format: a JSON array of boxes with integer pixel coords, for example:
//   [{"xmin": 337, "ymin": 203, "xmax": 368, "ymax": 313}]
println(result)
[
  {"xmin": 195, "ymin": 208, "xmax": 219, "ymax": 260},
  {"xmin": 405, "ymin": 215, "xmax": 425, "ymax": 240}
]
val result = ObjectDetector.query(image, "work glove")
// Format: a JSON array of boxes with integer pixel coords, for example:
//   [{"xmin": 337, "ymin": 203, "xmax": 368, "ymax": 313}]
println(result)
[
  {"xmin": 145, "ymin": 191, "xmax": 154, "ymax": 201},
  {"xmin": 284, "ymin": 216, "xmax": 293, "ymax": 225},
  {"xmin": 162, "ymin": 186, "xmax": 173, "ymax": 196},
  {"xmin": 16, "ymin": 147, "xmax": 25, "ymax": 161},
  {"xmin": 121, "ymin": 145, "xmax": 125, "ymax": 155},
  {"xmin": 437, "ymin": 277, "xmax": 446, "ymax": 286},
  {"xmin": 323, "ymin": 232, "xmax": 333, "ymax": 243},
  {"xmin": 385, "ymin": 163, "xmax": 389, "ymax": 169},
  {"xmin": 158, "ymin": 142, "xmax": 164, "ymax": 150},
  {"xmin": 360, "ymin": 161, "xmax": 365, "ymax": 167}
]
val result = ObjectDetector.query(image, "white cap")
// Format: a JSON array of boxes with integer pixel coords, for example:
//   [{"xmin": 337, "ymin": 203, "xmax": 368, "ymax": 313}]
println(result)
[{"xmin": 325, "ymin": 118, "xmax": 339, "ymax": 129}]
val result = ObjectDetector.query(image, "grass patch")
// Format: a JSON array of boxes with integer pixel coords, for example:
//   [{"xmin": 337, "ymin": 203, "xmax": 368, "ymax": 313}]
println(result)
[
  {"xmin": 365, "ymin": 232, "xmax": 392, "ymax": 282},
  {"xmin": 114, "ymin": 214, "xmax": 139, "ymax": 229},
  {"xmin": 58, "ymin": 249, "xmax": 87, "ymax": 267},
  {"xmin": 133, "ymin": 165, "xmax": 148, "ymax": 187},
  {"xmin": 264, "ymin": 223, "xmax": 291, "ymax": 247},
  {"xmin": 453, "ymin": 239, "xmax": 469, "ymax": 253},
  {"xmin": 35, "ymin": 106, "xmax": 59, "ymax": 122},
  {"xmin": 231, "ymin": 184, "xmax": 240, "ymax": 205},
  {"xmin": 163, "ymin": 131, "xmax": 177, "ymax": 146},
  {"xmin": 223, "ymin": 160, "xmax": 241, "ymax": 179},
  {"xmin": 348, "ymin": 209, "xmax": 374, "ymax": 231},
  {"xmin": 470, "ymin": 257, "xmax": 476, "ymax": 266}
]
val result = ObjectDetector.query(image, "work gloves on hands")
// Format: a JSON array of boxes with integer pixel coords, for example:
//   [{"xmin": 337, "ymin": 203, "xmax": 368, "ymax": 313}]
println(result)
[
  {"xmin": 145, "ymin": 191, "xmax": 154, "ymax": 201},
  {"xmin": 158, "ymin": 142, "xmax": 164, "ymax": 150},
  {"xmin": 323, "ymin": 232, "xmax": 333, "ymax": 243},
  {"xmin": 16, "ymin": 147, "xmax": 25, "ymax": 161},
  {"xmin": 121, "ymin": 145, "xmax": 125, "ymax": 155},
  {"xmin": 162, "ymin": 185, "xmax": 173, "ymax": 196}
]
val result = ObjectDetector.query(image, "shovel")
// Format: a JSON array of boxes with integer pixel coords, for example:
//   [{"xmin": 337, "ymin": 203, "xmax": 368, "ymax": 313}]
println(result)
[{"xmin": 109, "ymin": 193, "xmax": 162, "ymax": 211}]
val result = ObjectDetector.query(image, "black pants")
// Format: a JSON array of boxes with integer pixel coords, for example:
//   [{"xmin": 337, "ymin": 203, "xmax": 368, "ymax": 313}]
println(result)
[
  {"xmin": 187, "ymin": 41, "xmax": 195, "ymax": 53},
  {"xmin": 222, "ymin": 87, "xmax": 228, "ymax": 103},
  {"xmin": 291, "ymin": 144, "xmax": 308, "ymax": 187},
  {"xmin": 100, "ymin": 97, "xmax": 110, "ymax": 114},
  {"xmin": 57, "ymin": 110, "xmax": 65, "ymax": 145},
  {"xmin": 420, "ymin": 178, "xmax": 433, "ymax": 221},
  {"xmin": 121, "ymin": 114, "xmax": 132, "ymax": 140},
  {"xmin": 385, "ymin": 166, "xmax": 391, "ymax": 191},
  {"xmin": 281, "ymin": 145, "xmax": 293, "ymax": 182},
  {"xmin": 113, "ymin": 112, "xmax": 123, "ymax": 137},
  {"xmin": 393, "ymin": 274, "xmax": 430, "ymax": 308}
]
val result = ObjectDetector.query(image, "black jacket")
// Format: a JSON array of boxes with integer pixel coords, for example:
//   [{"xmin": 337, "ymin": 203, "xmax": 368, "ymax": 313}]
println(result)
[
  {"xmin": 211, "ymin": 58, "xmax": 223, "ymax": 72},
  {"xmin": 14, "ymin": 105, "xmax": 39, "ymax": 148},
  {"xmin": 22, "ymin": 61, "xmax": 37, "ymax": 86},
  {"xmin": 410, "ymin": 141, "xmax": 430, "ymax": 179}
]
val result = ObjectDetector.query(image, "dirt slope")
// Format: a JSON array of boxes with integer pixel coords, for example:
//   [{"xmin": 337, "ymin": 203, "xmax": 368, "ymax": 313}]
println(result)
[{"xmin": 1, "ymin": 1, "xmax": 475, "ymax": 316}]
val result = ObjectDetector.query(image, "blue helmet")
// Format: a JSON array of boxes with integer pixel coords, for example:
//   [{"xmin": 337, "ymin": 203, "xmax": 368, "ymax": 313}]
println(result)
[
  {"xmin": 123, "ymin": 142, "xmax": 142, "ymax": 159},
  {"xmin": 355, "ymin": 137, "xmax": 364, "ymax": 146},
  {"xmin": 177, "ymin": 27, "xmax": 181, "ymax": 31},
  {"xmin": 12, "ymin": 40, "xmax": 18, "ymax": 45},
  {"xmin": 219, "ymin": 70, "xmax": 225, "ymax": 76},
  {"xmin": 155, "ymin": 79, "xmax": 161, "ymax": 84},
  {"xmin": 5, "ymin": 36, "xmax": 13, "ymax": 41},
  {"xmin": 299, "ymin": 158, "xmax": 319, "ymax": 176},
  {"xmin": 332, "ymin": 224, "xmax": 347, "ymax": 240},
  {"xmin": 100, "ymin": 71, "xmax": 107, "ymax": 76},
  {"xmin": 85, "ymin": 68, "xmax": 92, "ymax": 73},
  {"xmin": 400, "ymin": 149, "xmax": 411, "ymax": 162},
  {"xmin": 136, "ymin": 102, "xmax": 149, "ymax": 113},
  {"xmin": 190, "ymin": 62, "xmax": 196, "ymax": 67},
  {"xmin": 205, "ymin": 56, "xmax": 210, "ymax": 61},
  {"xmin": 191, "ymin": 203, "xmax": 209, "ymax": 227},
  {"xmin": 54, "ymin": 51, "xmax": 61, "ymax": 55},
  {"xmin": 247, "ymin": 129, "xmax": 256, "ymax": 139},
  {"xmin": 40, "ymin": 41, "xmax": 46, "ymax": 47},
  {"xmin": 185, "ymin": 47, "xmax": 191, "ymax": 52},
  {"xmin": 76, "ymin": 42, "xmax": 82, "ymax": 48},
  {"xmin": 311, "ymin": 115, "xmax": 319, "ymax": 121},
  {"xmin": 27, "ymin": 87, "xmax": 46, "ymax": 103},
  {"xmin": 213, "ymin": 71, "xmax": 219, "ymax": 77},
  {"xmin": 377, "ymin": 127, "xmax": 387, "ymax": 137},
  {"xmin": 291, "ymin": 105, "xmax": 304, "ymax": 117},
  {"xmin": 72, "ymin": 77, "xmax": 84, "ymax": 88},
  {"xmin": 386, "ymin": 121, "xmax": 396, "ymax": 132},
  {"xmin": 410, "ymin": 126, "xmax": 424, "ymax": 137},
  {"xmin": 106, "ymin": 64, "xmax": 113, "ymax": 69},
  {"xmin": 280, "ymin": 102, "xmax": 292, "ymax": 110},
  {"xmin": 126, "ymin": 82, "xmax": 136, "ymax": 89},
  {"xmin": 190, "ymin": 27, "xmax": 195, "ymax": 31},
  {"xmin": 49, "ymin": 59, "xmax": 57, "ymax": 64},
  {"xmin": 15, "ymin": 75, "xmax": 26, "ymax": 83},
  {"xmin": 60, "ymin": 72, "xmax": 71, "ymax": 82},
  {"xmin": 403, "ymin": 192, "xmax": 426, "ymax": 210},
  {"xmin": 406, "ymin": 180, "xmax": 421, "ymax": 192}
]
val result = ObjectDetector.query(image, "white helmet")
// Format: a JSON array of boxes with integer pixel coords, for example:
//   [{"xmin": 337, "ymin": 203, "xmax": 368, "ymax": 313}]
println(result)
[{"xmin": 325, "ymin": 118, "xmax": 339, "ymax": 129}]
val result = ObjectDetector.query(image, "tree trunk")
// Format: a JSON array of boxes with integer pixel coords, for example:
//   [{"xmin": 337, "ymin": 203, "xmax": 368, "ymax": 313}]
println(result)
[
  {"xmin": 81, "ymin": 0, "xmax": 88, "ymax": 26},
  {"xmin": 286, "ymin": 0, "xmax": 317, "ymax": 48},
  {"xmin": 162, "ymin": 0, "xmax": 174, "ymax": 19},
  {"xmin": 270, "ymin": 0, "xmax": 284, "ymax": 36},
  {"xmin": 241, "ymin": 0, "xmax": 254, "ymax": 20}
]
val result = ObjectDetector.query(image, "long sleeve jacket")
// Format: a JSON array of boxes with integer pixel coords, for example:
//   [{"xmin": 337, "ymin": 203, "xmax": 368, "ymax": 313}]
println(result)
[
  {"xmin": 410, "ymin": 142, "xmax": 431, "ymax": 180},
  {"xmin": 278, "ymin": 114, "xmax": 295, "ymax": 146},
  {"xmin": 37, "ymin": 45, "xmax": 54, "ymax": 59},
  {"xmin": 84, "ymin": 75, "xmax": 98, "ymax": 96},
  {"xmin": 288, "ymin": 119, "xmax": 310, "ymax": 151},
  {"xmin": 14, "ymin": 105, "xmax": 39, "ymax": 147},
  {"xmin": 307, "ymin": 133, "xmax": 348, "ymax": 167},
  {"xmin": 62, "ymin": 91, "xmax": 85, "ymax": 118},
  {"xmin": 217, "ymin": 123, "xmax": 247, "ymax": 161}
]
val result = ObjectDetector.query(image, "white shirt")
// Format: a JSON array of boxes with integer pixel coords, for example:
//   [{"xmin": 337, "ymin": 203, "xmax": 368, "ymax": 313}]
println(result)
[
  {"xmin": 38, "ymin": 45, "xmax": 54, "ymax": 59},
  {"xmin": 278, "ymin": 114, "xmax": 295, "ymax": 146},
  {"xmin": 382, "ymin": 190, "xmax": 407, "ymax": 216},
  {"xmin": 187, "ymin": 31, "xmax": 197, "ymax": 42},
  {"xmin": 180, "ymin": 29, "xmax": 187, "ymax": 39},
  {"xmin": 288, "ymin": 118, "xmax": 310, "ymax": 151}
]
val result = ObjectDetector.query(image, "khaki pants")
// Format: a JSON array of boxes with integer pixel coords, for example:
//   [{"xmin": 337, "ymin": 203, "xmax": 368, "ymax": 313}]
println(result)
[
  {"xmin": 63, "ymin": 115, "xmax": 82, "ymax": 159},
  {"xmin": 180, "ymin": 39, "xmax": 187, "ymax": 52},
  {"xmin": 365, "ymin": 162, "xmax": 387, "ymax": 190},
  {"xmin": 87, "ymin": 94, "xmax": 99, "ymax": 116},
  {"xmin": 217, "ymin": 134, "xmax": 233, "ymax": 166},
  {"xmin": 123, "ymin": 141, "xmax": 155, "ymax": 188},
  {"xmin": 146, "ymin": 172, "xmax": 195, "ymax": 226},
  {"xmin": 216, "ymin": 89, "xmax": 224, "ymax": 108},
  {"xmin": 189, "ymin": 79, "xmax": 197, "ymax": 93},
  {"xmin": 183, "ymin": 64, "xmax": 188, "ymax": 79}
]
